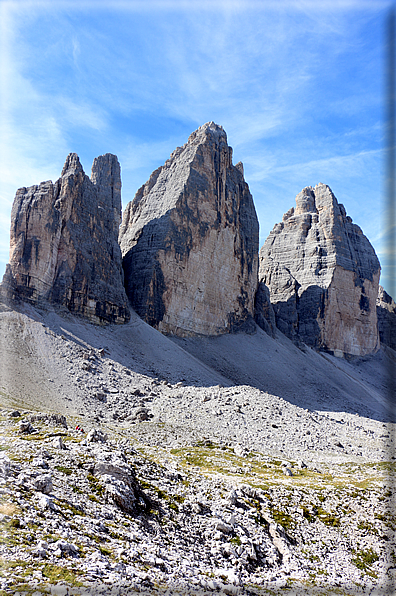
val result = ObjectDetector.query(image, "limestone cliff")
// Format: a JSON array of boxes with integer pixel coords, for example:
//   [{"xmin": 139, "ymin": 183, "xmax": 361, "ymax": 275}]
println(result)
[
  {"xmin": 119, "ymin": 122, "xmax": 259, "ymax": 336},
  {"xmin": 258, "ymin": 184, "xmax": 380, "ymax": 356},
  {"xmin": 377, "ymin": 285, "xmax": 396, "ymax": 350},
  {"xmin": 2, "ymin": 153, "xmax": 130, "ymax": 324},
  {"xmin": 254, "ymin": 282, "xmax": 276, "ymax": 338}
]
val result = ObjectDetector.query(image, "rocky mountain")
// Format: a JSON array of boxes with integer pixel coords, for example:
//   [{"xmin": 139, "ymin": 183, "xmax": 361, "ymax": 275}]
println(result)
[
  {"xmin": 119, "ymin": 122, "xmax": 259, "ymax": 337},
  {"xmin": 1, "ymin": 153, "xmax": 130, "ymax": 324},
  {"xmin": 377, "ymin": 285, "xmax": 396, "ymax": 350},
  {"xmin": 0, "ymin": 129, "xmax": 394, "ymax": 595},
  {"xmin": 257, "ymin": 184, "xmax": 381, "ymax": 357},
  {"xmin": 0, "ymin": 299, "xmax": 393, "ymax": 595}
]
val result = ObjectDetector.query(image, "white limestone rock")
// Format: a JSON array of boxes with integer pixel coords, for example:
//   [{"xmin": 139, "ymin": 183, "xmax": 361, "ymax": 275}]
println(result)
[
  {"xmin": 119, "ymin": 122, "xmax": 259, "ymax": 337},
  {"xmin": 376, "ymin": 285, "xmax": 396, "ymax": 350},
  {"xmin": 258, "ymin": 184, "xmax": 381, "ymax": 357},
  {"xmin": 1, "ymin": 153, "xmax": 130, "ymax": 324}
]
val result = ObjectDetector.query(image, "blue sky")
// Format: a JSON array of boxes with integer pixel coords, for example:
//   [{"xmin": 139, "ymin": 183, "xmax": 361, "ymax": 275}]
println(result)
[{"xmin": 0, "ymin": 0, "xmax": 394, "ymax": 294}]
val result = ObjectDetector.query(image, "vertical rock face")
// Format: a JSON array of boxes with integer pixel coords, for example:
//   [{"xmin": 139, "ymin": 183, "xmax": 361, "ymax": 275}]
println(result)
[
  {"xmin": 2, "ymin": 153, "xmax": 130, "ymax": 324},
  {"xmin": 254, "ymin": 282, "xmax": 276, "ymax": 338},
  {"xmin": 258, "ymin": 184, "xmax": 380, "ymax": 356},
  {"xmin": 119, "ymin": 122, "xmax": 259, "ymax": 337},
  {"xmin": 376, "ymin": 286, "xmax": 396, "ymax": 350}
]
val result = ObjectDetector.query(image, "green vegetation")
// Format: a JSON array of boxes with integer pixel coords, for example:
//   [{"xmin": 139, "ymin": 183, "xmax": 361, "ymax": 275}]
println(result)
[
  {"xmin": 98, "ymin": 545, "xmax": 113, "ymax": 557},
  {"xmin": 54, "ymin": 497, "xmax": 84, "ymax": 517},
  {"xmin": 86, "ymin": 473, "xmax": 105, "ymax": 498},
  {"xmin": 316, "ymin": 507, "xmax": 340, "ymax": 528},
  {"xmin": 357, "ymin": 520, "xmax": 379, "ymax": 535},
  {"xmin": 55, "ymin": 465, "xmax": 73, "ymax": 475},
  {"xmin": 351, "ymin": 547, "xmax": 379, "ymax": 577},
  {"xmin": 20, "ymin": 433, "xmax": 46, "ymax": 441},
  {"xmin": 41, "ymin": 562, "xmax": 85, "ymax": 586},
  {"xmin": 139, "ymin": 479, "xmax": 184, "ymax": 514},
  {"xmin": 302, "ymin": 506, "xmax": 315, "ymax": 523},
  {"xmin": 0, "ymin": 558, "xmax": 87, "ymax": 594},
  {"xmin": 270, "ymin": 508, "xmax": 295, "ymax": 531}
]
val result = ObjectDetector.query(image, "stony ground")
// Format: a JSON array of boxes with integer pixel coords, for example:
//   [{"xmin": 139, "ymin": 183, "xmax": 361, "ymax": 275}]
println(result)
[
  {"xmin": 0, "ymin": 300, "xmax": 395, "ymax": 595},
  {"xmin": 0, "ymin": 403, "xmax": 395, "ymax": 595}
]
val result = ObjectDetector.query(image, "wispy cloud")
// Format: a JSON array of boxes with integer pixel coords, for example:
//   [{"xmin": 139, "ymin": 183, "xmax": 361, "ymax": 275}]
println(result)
[
  {"xmin": 0, "ymin": 0, "xmax": 390, "ymax": 290},
  {"xmin": 248, "ymin": 149, "xmax": 382, "ymax": 184}
]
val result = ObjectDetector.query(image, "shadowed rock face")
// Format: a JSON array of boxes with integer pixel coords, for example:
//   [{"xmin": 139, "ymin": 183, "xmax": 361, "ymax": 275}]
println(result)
[
  {"xmin": 119, "ymin": 122, "xmax": 259, "ymax": 337},
  {"xmin": 258, "ymin": 184, "xmax": 380, "ymax": 357},
  {"xmin": 377, "ymin": 285, "xmax": 396, "ymax": 350},
  {"xmin": 254, "ymin": 282, "xmax": 276, "ymax": 338},
  {"xmin": 2, "ymin": 153, "xmax": 130, "ymax": 324}
]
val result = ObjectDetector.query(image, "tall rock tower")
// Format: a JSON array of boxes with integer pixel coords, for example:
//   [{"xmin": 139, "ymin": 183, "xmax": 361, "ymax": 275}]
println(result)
[
  {"xmin": 119, "ymin": 122, "xmax": 259, "ymax": 336},
  {"xmin": 377, "ymin": 285, "xmax": 396, "ymax": 350},
  {"xmin": 258, "ymin": 184, "xmax": 380, "ymax": 357},
  {"xmin": 2, "ymin": 153, "xmax": 130, "ymax": 324}
]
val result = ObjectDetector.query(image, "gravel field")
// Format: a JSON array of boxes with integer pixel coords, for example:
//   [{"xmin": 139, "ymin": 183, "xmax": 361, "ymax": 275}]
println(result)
[{"xmin": 0, "ymin": 299, "xmax": 395, "ymax": 595}]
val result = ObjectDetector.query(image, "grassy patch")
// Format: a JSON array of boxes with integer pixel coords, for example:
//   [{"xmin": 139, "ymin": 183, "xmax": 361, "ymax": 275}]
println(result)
[
  {"xmin": 0, "ymin": 503, "xmax": 19, "ymax": 516},
  {"xmin": 87, "ymin": 473, "xmax": 105, "ymax": 497},
  {"xmin": 316, "ymin": 507, "xmax": 340, "ymax": 528},
  {"xmin": 351, "ymin": 548, "xmax": 379, "ymax": 577},
  {"xmin": 139, "ymin": 479, "xmax": 183, "ymax": 513},
  {"xmin": 54, "ymin": 497, "xmax": 84, "ymax": 517},
  {"xmin": 270, "ymin": 508, "xmax": 295, "ymax": 532},
  {"xmin": 55, "ymin": 465, "xmax": 73, "ymax": 475},
  {"xmin": 19, "ymin": 433, "xmax": 47, "ymax": 441},
  {"xmin": 301, "ymin": 506, "xmax": 315, "ymax": 523},
  {"xmin": 357, "ymin": 521, "xmax": 379, "ymax": 535},
  {"xmin": 98, "ymin": 545, "xmax": 113, "ymax": 557},
  {"xmin": 41, "ymin": 562, "xmax": 85, "ymax": 586},
  {"xmin": 0, "ymin": 558, "xmax": 30, "ymax": 570}
]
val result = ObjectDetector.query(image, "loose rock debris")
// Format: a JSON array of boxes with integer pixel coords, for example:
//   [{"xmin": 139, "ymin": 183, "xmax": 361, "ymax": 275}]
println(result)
[{"xmin": 0, "ymin": 410, "xmax": 394, "ymax": 595}]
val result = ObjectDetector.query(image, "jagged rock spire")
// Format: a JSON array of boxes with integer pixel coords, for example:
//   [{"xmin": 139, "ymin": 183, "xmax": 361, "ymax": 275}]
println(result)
[
  {"xmin": 2, "ymin": 153, "xmax": 130, "ymax": 324},
  {"xmin": 257, "ymin": 183, "xmax": 380, "ymax": 357},
  {"xmin": 119, "ymin": 122, "xmax": 259, "ymax": 337}
]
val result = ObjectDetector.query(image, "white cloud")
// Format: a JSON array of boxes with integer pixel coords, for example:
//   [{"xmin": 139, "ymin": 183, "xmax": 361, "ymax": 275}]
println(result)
[
  {"xmin": 248, "ymin": 149, "xmax": 382, "ymax": 184},
  {"xmin": 0, "ymin": 0, "xmax": 390, "ymax": 289}
]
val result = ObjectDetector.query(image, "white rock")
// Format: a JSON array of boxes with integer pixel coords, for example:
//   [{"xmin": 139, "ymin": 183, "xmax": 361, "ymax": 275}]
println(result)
[
  {"xmin": 37, "ymin": 494, "xmax": 55, "ymax": 510},
  {"xmin": 52, "ymin": 436, "xmax": 66, "ymax": 450},
  {"xmin": 213, "ymin": 531, "xmax": 223, "ymax": 540},
  {"xmin": 0, "ymin": 454, "xmax": 11, "ymax": 478},
  {"xmin": 234, "ymin": 444, "xmax": 248, "ymax": 457},
  {"xmin": 227, "ymin": 489, "xmax": 238, "ymax": 505},
  {"xmin": 222, "ymin": 584, "xmax": 240, "ymax": 595},
  {"xmin": 87, "ymin": 428, "xmax": 107, "ymax": 443},
  {"xmin": 32, "ymin": 457, "xmax": 49, "ymax": 469},
  {"xmin": 101, "ymin": 474, "xmax": 137, "ymax": 514},
  {"xmin": 50, "ymin": 585, "xmax": 69, "ymax": 595},
  {"xmin": 206, "ymin": 580, "xmax": 220, "ymax": 590}
]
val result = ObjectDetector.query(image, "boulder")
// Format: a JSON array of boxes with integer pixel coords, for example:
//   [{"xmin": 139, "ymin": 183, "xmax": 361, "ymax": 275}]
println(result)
[
  {"xmin": 258, "ymin": 184, "xmax": 380, "ymax": 357},
  {"xmin": 119, "ymin": 122, "xmax": 259, "ymax": 337},
  {"xmin": 29, "ymin": 413, "xmax": 68, "ymax": 429},
  {"xmin": 376, "ymin": 285, "xmax": 396, "ymax": 350},
  {"xmin": 32, "ymin": 474, "xmax": 53, "ymax": 494},
  {"xmin": 93, "ymin": 452, "xmax": 141, "ymax": 514},
  {"xmin": 93, "ymin": 451, "xmax": 134, "ymax": 482},
  {"xmin": 0, "ymin": 454, "xmax": 11, "ymax": 479},
  {"xmin": 86, "ymin": 428, "xmax": 107, "ymax": 443},
  {"xmin": 1, "ymin": 153, "xmax": 130, "ymax": 324}
]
